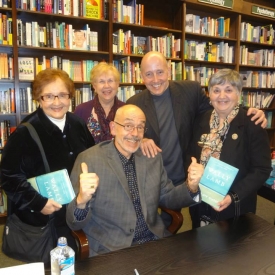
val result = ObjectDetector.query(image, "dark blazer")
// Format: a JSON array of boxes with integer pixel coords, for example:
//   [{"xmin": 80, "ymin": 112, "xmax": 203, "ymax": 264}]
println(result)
[
  {"xmin": 127, "ymin": 80, "xmax": 211, "ymax": 171},
  {"xmin": 0, "ymin": 107, "xmax": 95, "ymax": 227},
  {"xmin": 188, "ymin": 108, "xmax": 271, "ymax": 226},
  {"xmin": 67, "ymin": 141, "xmax": 200, "ymax": 257}
]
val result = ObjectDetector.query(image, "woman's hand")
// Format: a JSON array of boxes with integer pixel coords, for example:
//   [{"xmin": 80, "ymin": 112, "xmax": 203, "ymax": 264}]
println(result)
[
  {"xmin": 214, "ymin": 194, "xmax": 232, "ymax": 212},
  {"xmin": 41, "ymin": 199, "xmax": 62, "ymax": 215}
]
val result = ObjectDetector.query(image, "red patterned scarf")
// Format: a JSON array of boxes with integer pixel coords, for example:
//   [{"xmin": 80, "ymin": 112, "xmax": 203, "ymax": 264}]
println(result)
[{"xmin": 93, "ymin": 94, "xmax": 120, "ymax": 142}]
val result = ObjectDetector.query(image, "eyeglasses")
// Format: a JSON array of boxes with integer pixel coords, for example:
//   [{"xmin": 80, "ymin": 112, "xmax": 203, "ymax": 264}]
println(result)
[
  {"xmin": 114, "ymin": 121, "xmax": 147, "ymax": 133},
  {"xmin": 40, "ymin": 94, "xmax": 70, "ymax": 102},
  {"xmin": 97, "ymin": 79, "xmax": 116, "ymax": 85}
]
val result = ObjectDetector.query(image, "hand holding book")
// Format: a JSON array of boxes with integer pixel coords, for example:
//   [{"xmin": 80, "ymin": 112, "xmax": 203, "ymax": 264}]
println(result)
[{"xmin": 76, "ymin": 162, "xmax": 99, "ymax": 209}]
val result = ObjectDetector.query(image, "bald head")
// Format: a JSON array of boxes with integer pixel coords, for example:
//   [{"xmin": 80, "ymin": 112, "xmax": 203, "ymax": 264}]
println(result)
[
  {"xmin": 140, "ymin": 51, "xmax": 170, "ymax": 96},
  {"xmin": 141, "ymin": 51, "xmax": 168, "ymax": 73},
  {"xmin": 115, "ymin": 104, "xmax": 145, "ymax": 122}
]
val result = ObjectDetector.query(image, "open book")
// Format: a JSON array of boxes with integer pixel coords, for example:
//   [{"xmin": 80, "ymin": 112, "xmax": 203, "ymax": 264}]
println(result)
[
  {"xmin": 28, "ymin": 169, "xmax": 75, "ymax": 205},
  {"xmin": 199, "ymin": 157, "xmax": 239, "ymax": 208}
]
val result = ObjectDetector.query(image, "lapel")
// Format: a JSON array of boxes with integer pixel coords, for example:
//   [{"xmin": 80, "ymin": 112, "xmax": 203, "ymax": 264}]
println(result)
[
  {"xmin": 143, "ymin": 89, "xmax": 159, "ymax": 137},
  {"xmin": 169, "ymin": 81, "xmax": 183, "ymax": 133},
  {"xmin": 134, "ymin": 149, "xmax": 148, "ymax": 217},
  {"xmin": 220, "ymin": 109, "xmax": 245, "ymax": 162},
  {"xmin": 105, "ymin": 142, "xmax": 132, "ymax": 199}
]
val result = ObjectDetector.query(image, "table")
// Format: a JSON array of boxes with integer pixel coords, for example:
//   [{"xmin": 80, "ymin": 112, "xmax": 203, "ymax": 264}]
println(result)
[
  {"xmin": 45, "ymin": 213, "xmax": 275, "ymax": 275},
  {"xmin": 258, "ymin": 183, "xmax": 275, "ymax": 203}
]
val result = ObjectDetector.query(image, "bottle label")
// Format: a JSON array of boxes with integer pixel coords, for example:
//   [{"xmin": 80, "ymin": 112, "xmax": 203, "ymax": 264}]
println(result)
[{"xmin": 60, "ymin": 256, "xmax": 75, "ymax": 275}]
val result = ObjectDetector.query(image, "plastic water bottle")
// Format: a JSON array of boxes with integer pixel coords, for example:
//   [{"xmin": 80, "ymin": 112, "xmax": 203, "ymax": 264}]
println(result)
[{"xmin": 50, "ymin": 237, "xmax": 75, "ymax": 275}]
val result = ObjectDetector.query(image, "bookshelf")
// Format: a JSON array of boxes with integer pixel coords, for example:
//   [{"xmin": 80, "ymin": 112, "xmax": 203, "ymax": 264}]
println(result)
[{"xmin": 0, "ymin": 0, "xmax": 275, "ymax": 142}]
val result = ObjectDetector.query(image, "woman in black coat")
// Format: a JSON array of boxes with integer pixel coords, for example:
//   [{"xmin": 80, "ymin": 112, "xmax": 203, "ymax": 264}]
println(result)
[
  {"xmin": 188, "ymin": 69, "xmax": 271, "ymax": 228},
  {"xmin": 1, "ymin": 68, "xmax": 95, "ymax": 260}
]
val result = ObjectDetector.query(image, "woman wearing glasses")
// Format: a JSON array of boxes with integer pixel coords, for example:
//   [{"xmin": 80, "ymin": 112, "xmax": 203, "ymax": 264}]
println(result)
[
  {"xmin": 0, "ymin": 68, "xmax": 95, "ymax": 263},
  {"xmin": 74, "ymin": 62, "xmax": 125, "ymax": 144}
]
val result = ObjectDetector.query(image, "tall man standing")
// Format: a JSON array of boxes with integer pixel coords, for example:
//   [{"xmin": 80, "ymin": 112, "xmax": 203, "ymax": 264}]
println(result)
[
  {"xmin": 127, "ymin": 51, "xmax": 266, "ymax": 182},
  {"xmin": 127, "ymin": 51, "xmax": 267, "ymax": 225}
]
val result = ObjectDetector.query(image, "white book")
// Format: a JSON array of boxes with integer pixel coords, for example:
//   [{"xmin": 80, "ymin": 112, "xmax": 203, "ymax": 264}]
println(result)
[{"xmin": 185, "ymin": 14, "xmax": 193, "ymax": 33}]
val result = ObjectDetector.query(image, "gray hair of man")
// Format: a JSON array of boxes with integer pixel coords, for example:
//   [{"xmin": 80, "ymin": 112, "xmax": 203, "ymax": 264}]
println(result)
[{"xmin": 208, "ymin": 69, "xmax": 243, "ymax": 95}]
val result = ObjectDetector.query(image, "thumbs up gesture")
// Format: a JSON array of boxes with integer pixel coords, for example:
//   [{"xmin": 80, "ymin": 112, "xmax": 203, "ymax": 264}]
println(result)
[
  {"xmin": 187, "ymin": 157, "xmax": 204, "ymax": 192},
  {"xmin": 76, "ymin": 162, "xmax": 99, "ymax": 209}
]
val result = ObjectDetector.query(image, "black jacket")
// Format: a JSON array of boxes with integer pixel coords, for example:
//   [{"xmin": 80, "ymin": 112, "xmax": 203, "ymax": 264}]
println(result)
[
  {"xmin": 188, "ymin": 108, "xmax": 271, "ymax": 226},
  {"xmin": 0, "ymin": 107, "xmax": 95, "ymax": 226},
  {"xmin": 127, "ymin": 80, "xmax": 211, "ymax": 172}
]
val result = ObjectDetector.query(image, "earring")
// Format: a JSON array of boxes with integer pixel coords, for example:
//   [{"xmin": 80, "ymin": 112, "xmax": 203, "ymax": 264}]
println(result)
[{"xmin": 209, "ymin": 101, "xmax": 212, "ymax": 105}]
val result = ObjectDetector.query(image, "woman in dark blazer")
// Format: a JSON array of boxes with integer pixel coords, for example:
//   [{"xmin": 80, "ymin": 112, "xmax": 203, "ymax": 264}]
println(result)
[{"xmin": 188, "ymin": 69, "xmax": 271, "ymax": 228}]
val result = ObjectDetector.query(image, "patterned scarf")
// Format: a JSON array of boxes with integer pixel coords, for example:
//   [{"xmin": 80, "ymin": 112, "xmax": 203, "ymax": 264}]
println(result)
[
  {"xmin": 93, "ymin": 94, "xmax": 120, "ymax": 142},
  {"xmin": 199, "ymin": 105, "xmax": 239, "ymax": 167}
]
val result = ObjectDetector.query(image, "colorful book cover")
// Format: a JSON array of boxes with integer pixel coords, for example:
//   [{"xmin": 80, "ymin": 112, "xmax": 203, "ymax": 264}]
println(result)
[
  {"xmin": 85, "ymin": 0, "xmax": 101, "ymax": 19},
  {"xmin": 199, "ymin": 157, "xmax": 239, "ymax": 209},
  {"xmin": 28, "ymin": 169, "xmax": 75, "ymax": 205}
]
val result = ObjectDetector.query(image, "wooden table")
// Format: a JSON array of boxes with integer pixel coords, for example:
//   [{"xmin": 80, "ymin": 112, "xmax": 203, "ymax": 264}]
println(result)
[
  {"xmin": 45, "ymin": 213, "xmax": 275, "ymax": 275},
  {"xmin": 258, "ymin": 183, "xmax": 275, "ymax": 203}
]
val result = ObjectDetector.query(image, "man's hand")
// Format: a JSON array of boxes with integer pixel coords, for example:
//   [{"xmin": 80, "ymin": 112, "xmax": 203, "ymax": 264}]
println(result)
[
  {"xmin": 41, "ymin": 199, "xmax": 62, "ymax": 215},
  {"xmin": 247, "ymin": 107, "xmax": 267, "ymax": 128},
  {"xmin": 187, "ymin": 157, "xmax": 204, "ymax": 191},
  {"xmin": 140, "ymin": 138, "xmax": 162, "ymax": 158},
  {"xmin": 214, "ymin": 194, "xmax": 232, "ymax": 212},
  {"xmin": 76, "ymin": 162, "xmax": 99, "ymax": 209}
]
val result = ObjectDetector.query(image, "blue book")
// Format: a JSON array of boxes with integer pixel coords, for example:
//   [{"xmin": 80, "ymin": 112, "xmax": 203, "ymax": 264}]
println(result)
[
  {"xmin": 199, "ymin": 157, "xmax": 239, "ymax": 209},
  {"xmin": 28, "ymin": 169, "xmax": 75, "ymax": 205}
]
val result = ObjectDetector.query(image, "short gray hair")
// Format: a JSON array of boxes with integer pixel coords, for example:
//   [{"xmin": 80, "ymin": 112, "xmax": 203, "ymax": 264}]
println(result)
[{"xmin": 208, "ymin": 69, "xmax": 242, "ymax": 94}]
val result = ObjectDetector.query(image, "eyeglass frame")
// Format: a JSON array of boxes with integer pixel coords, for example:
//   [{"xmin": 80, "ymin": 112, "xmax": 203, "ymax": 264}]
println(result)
[
  {"xmin": 114, "ymin": 121, "xmax": 147, "ymax": 133},
  {"xmin": 40, "ymin": 93, "xmax": 71, "ymax": 102}
]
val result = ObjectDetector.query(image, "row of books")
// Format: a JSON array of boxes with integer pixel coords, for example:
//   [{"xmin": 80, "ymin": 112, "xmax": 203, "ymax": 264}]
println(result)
[
  {"xmin": 17, "ymin": 20, "xmax": 98, "ymax": 51},
  {"xmin": 0, "ymin": 89, "xmax": 15, "ymax": 114},
  {"xmin": 184, "ymin": 40, "xmax": 234, "ymax": 63},
  {"xmin": 241, "ymin": 91, "xmax": 275, "ymax": 109},
  {"xmin": 74, "ymin": 87, "xmax": 93, "ymax": 108},
  {"xmin": 184, "ymin": 66, "xmax": 218, "ymax": 85},
  {"xmin": 239, "ymin": 71, "xmax": 275, "ymax": 88},
  {"xmin": 240, "ymin": 47, "xmax": 275, "ymax": 67},
  {"xmin": 0, "ymin": 120, "xmax": 12, "ymax": 147},
  {"xmin": 16, "ymin": 0, "xmax": 108, "ymax": 19},
  {"xmin": 117, "ymin": 86, "xmax": 142, "ymax": 102},
  {"xmin": 19, "ymin": 88, "xmax": 38, "ymax": 114},
  {"xmin": 240, "ymin": 22, "xmax": 274, "ymax": 44},
  {"xmin": 185, "ymin": 14, "xmax": 230, "ymax": 38},
  {"xmin": 0, "ymin": 0, "xmax": 10, "ymax": 7},
  {"xmin": 0, "ymin": 14, "xmax": 12, "ymax": 45},
  {"xmin": 0, "ymin": 53, "xmax": 13, "ymax": 80},
  {"xmin": 113, "ymin": 29, "xmax": 181, "ymax": 58},
  {"xmin": 113, "ymin": 0, "xmax": 144, "ymax": 25},
  {"xmin": 18, "ymin": 56, "xmax": 99, "ymax": 81}
]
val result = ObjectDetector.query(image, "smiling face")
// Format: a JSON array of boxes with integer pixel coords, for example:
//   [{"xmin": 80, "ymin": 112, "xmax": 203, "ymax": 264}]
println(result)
[
  {"xmin": 141, "ymin": 52, "xmax": 170, "ymax": 96},
  {"xmin": 110, "ymin": 105, "xmax": 146, "ymax": 159},
  {"xmin": 92, "ymin": 70, "xmax": 119, "ymax": 105},
  {"xmin": 39, "ymin": 78, "xmax": 71, "ymax": 119},
  {"xmin": 209, "ymin": 82, "xmax": 239, "ymax": 118}
]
